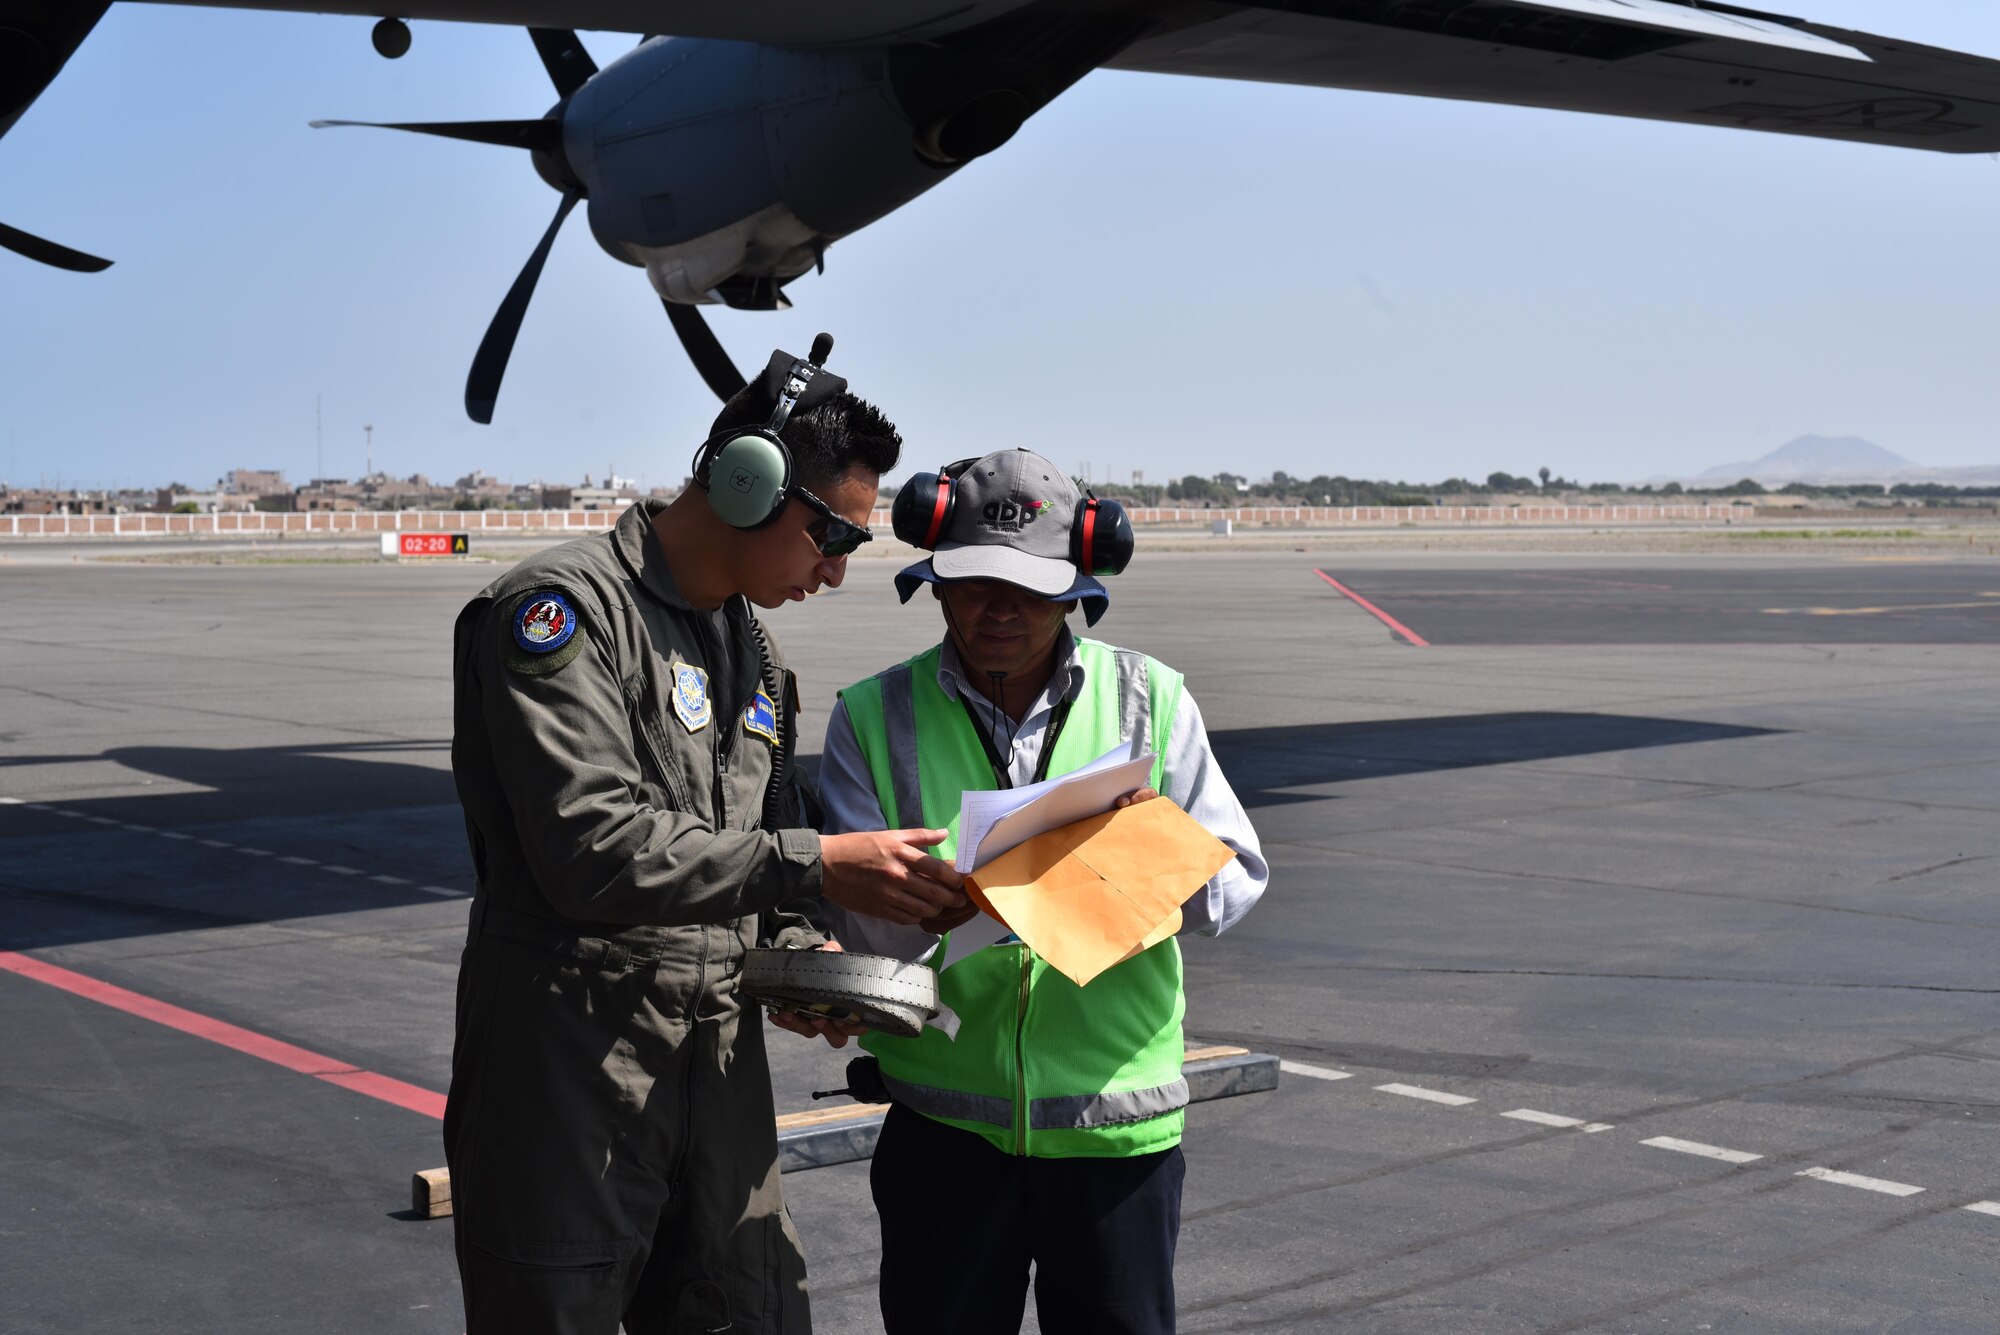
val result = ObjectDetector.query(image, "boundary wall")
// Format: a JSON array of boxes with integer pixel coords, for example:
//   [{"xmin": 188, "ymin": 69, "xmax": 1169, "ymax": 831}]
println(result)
[{"xmin": 0, "ymin": 503, "xmax": 1753, "ymax": 540}]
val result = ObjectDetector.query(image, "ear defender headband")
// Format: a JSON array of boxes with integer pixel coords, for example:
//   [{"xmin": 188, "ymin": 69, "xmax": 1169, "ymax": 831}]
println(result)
[
  {"xmin": 694, "ymin": 333, "xmax": 839, "ymax": 530},
  {"xmin": 1072, "ymin": 491, "xmax": 1134, "ymax": 577}
]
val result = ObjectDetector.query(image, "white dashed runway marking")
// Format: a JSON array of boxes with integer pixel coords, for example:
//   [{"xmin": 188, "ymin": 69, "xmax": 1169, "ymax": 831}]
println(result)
[
  {"xmin": 1279, "ymin": 1060, "xmax": 1353, "ymax": 1082},
  {"xmin": 1377, "ymin": 1083, "xmax": 1477, "ymax": 1106},
  {"xmin": 1503, "ymin": 1108, "xmax": 1614, "ymax": 1133},
  {"xmin": 1965, "ymin": 1202, "xmax": 2000, "ymax": 1218},
  {"xmin": 6, "ymin": 799, "xmax": 459, "ymax": 902},
  {"xmin": 1797, "ymin": 1168, "xmax": 1924, "ymax": 1198},
  {"xmin": 1642, "ymin": 1137, "xmax": 1762, "ymax": 1165}
]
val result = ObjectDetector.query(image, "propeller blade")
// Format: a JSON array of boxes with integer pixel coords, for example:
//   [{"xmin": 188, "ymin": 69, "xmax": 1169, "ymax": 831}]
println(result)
[
  {"xmin": 0, "ymin": 221, "xmax": 111, "ymax": 273},
  {"xmin": 529, "ymin": 29, "xmax": 598, "ymax": 99},
  {"xmin": 309, "ymin": 118, "xmax": 559, "ymax": 153},
  {"xmin": 664, "ymin": 301, "xmax": 749, "ymax": 402},
  {"xmin": 464, "ymin": 191, "xmax": 579, "ymax": 425}
]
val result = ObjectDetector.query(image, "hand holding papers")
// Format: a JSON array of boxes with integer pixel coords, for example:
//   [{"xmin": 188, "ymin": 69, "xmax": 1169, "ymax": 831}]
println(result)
[
  {"xmin": 964, "ymin": 797, "xmax": 1236, "ymax": 988},
  {"xmin": 956, "ymin": 744, "xmax": 1154, "ymax": 874},
  {"xmin": 932, "ymin": 744, "xmax": 1155, "ymax": 974}
]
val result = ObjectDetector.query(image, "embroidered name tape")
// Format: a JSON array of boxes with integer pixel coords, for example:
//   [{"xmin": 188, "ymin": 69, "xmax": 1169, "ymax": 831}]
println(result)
[{"xmin": 743, "ymin": 687, "xmax": 779, "ymax": 744}]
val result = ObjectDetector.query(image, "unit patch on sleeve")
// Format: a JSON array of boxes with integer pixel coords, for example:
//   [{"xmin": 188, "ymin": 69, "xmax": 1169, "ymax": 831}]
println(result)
[
  {"xmin": 671, "ymin": 661, "xmax": 712, "ymax": 733},
  {"xmin": 743, "ymin": 686, "xmax": 779, "ymax": 744},
  {"xmin": 502, "ymin": 588, "xmax": 587, "ymax": 675}
]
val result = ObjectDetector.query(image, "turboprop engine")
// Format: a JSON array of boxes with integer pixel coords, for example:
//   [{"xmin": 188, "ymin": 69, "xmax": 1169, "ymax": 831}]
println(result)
[{"xmin": 314, "ymin": 16, "xmax": 1138, "ymax": 418}]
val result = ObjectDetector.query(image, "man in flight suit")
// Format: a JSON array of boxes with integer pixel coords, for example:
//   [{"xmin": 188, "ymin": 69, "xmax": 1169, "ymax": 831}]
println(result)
[{"xmin": 446, "ymin": 345, "xmax": 967, "ymax": 1334}]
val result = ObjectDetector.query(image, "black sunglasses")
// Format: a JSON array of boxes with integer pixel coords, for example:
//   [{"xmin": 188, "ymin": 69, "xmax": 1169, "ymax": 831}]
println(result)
[{"xmin": 795, "ymin": 485, "xmax": 873, "ymax": 558}]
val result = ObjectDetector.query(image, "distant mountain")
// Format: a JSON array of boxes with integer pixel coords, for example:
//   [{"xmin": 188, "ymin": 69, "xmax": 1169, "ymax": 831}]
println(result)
[{"xmin": 1699, "ymin": 435, "xmax": 1913, "ymax": 483}]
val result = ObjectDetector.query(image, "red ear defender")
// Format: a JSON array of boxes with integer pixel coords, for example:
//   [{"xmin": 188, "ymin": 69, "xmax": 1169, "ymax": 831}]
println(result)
[
  {"xmin": 1070, "ymin": 496, "xmax": 1134, "ymax": 576},
  {"xmin": 891, "ymin": 470, "xmax": 957, "ymax": 549}
]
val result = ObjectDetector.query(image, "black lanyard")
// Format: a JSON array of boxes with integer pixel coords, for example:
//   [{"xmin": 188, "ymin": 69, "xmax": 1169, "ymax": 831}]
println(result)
[{"xmin": 959, "ymin": 691, "xmax": 1075, "ymax": 791}]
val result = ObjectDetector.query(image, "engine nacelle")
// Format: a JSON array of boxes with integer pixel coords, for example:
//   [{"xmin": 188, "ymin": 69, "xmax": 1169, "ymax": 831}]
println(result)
[{"xmin": 560, "ymin": 38, "xmax": 957, "ymax": 305}]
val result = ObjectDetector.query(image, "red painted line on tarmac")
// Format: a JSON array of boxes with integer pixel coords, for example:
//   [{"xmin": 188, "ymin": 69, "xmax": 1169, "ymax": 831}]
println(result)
[
  {"xmin": 0, "ymin": 950, "xmax": 446, "ymax": 1120},
  {"xmin": 1312, "ymin": 570, "xmax": 1431, "ymax": 647}
]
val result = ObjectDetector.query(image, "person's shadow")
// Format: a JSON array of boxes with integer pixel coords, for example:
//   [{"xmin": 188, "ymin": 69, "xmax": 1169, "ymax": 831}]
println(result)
[
  {"xmin": 1209, "ymin": 711, "xmax": 1776, "ymax": 808},
  {"xmin": 0, "ymin": 740, "xmax": 468, "ymax": 949}
]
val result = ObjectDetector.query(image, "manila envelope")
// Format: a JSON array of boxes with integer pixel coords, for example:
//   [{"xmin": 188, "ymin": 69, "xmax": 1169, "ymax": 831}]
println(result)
[{"xmin": 966, "ymin": 798, "xmax": 1236, "ymax": 988}]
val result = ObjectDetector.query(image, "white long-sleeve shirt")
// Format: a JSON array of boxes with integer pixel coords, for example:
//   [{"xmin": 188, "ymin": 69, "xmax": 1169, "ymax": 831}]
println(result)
[{"xmin": 817, "ymin": 631, "xmax": 1268, "ymax": 961}]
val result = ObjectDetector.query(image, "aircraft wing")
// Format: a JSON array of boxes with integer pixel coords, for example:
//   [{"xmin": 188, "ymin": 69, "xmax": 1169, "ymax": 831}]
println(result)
[
  {"xmin": 1105, "ymin": 1, "xmax": 2000, "ymax": 154},
  {"xmin": 120, "ymin": 1, "xmax": 1035, "ymax": 47},
  {"xmin": 1, "ymin": 4, "xmax": 111, "ymax": 142}
]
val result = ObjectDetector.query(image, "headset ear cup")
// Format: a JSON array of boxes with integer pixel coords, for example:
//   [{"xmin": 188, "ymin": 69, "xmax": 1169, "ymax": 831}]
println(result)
[
  {"xmin": 705, "ymin": 433, "xmax": 792, "ymax": 529},
  {"xmin": 1072, "ymin": 498, "xmax": 1133, "ymax": 576},
  {"xmin": 892, "ymin": 472, "xmax": 954, "ymax": 549}
]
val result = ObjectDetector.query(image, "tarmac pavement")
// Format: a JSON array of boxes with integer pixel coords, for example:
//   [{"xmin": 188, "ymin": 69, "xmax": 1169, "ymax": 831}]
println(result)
[{"xmin": 2, "ymin": 544, "xmax": 1997, "ymax": 1333}]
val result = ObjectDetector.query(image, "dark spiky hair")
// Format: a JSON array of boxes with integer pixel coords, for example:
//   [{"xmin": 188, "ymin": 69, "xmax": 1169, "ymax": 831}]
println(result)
[{"xmin": 709, "ymin": 382, "xmax": 902, "ymax": 491}]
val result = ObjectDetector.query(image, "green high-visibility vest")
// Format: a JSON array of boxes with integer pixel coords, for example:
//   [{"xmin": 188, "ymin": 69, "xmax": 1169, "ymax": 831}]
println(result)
[{"xmin": 838, "ymin": 638, "xmax": 1188, "ymax": 1159}]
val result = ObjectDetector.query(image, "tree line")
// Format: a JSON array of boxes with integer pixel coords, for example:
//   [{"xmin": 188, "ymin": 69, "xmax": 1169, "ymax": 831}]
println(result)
[{"xmin": 1076, "ymin": 472, "xmax": 2000, "ymax": 507}]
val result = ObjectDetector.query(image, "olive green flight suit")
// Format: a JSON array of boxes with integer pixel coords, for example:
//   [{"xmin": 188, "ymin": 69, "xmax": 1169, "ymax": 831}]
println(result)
[{"xmin": 447, "ymin": 500, "xmax": 824, "ymax": 1335}]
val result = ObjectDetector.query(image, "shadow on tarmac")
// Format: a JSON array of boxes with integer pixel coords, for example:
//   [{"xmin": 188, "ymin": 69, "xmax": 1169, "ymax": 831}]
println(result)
[
  {"xmin": 0, "ymin": 740, "xmax": 466, "ymax": 950},
  {"xmin": 0, "ymin": 740, "xmax": 458, "ymax": 826},
  {"xmin": 0, "ymin": 713, "xmax": 1775, "ymax": 948},
  {"xmin": 1210, "ymin": 711, "xmax": 1777, "ymax": 807}
]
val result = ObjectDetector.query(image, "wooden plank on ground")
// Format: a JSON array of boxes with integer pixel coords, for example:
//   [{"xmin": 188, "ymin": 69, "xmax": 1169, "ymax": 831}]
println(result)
[{"xmin": 412, "ymin": 1167, "xmax": 452, "ymax": 1219}]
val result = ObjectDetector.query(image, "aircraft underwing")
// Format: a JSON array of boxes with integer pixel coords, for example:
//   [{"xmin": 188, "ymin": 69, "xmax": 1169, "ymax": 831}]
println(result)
[{"xmin": 5, "ymin": 0, "xmax": 1999, "ymax": 419}]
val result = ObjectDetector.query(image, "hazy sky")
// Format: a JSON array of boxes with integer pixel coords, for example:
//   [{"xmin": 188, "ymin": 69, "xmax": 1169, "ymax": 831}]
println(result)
[{"xmin": 3, "ymin": 2, "xmax": 1997, "ymax": 492}]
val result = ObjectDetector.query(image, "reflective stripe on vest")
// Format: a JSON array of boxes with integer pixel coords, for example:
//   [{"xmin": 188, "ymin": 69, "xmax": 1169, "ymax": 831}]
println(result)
[{"xmin": 877, "ymin": 662, "xmax": 923, "ymax": 830}]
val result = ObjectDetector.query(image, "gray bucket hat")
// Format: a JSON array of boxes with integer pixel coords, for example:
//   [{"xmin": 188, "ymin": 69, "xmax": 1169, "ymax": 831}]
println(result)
[{"xmin": 895, "ymin": 449, "xmax": 1110, "ymax": 624}]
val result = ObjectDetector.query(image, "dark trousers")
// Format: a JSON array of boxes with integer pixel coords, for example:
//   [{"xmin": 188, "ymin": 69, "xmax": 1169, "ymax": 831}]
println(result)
[
  {"xmin": 870, "ymin": 1104, "xmax": 1184, "ymax": 1335},
  {"xmin": 445, "ymin": 932, "xmax": 810, "ymax": 1335}
]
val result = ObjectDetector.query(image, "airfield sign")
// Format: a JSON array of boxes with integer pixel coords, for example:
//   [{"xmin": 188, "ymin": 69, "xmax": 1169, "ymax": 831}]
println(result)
[{"xmin": 380, "ymin": 532, "xmax": 470, "ymax": 558}]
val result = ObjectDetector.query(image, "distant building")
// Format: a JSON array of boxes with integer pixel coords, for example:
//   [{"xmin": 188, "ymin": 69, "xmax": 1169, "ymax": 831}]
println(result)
[
  {"xmin": 4, "ymin": 488, "xmax": 116, "ymax": 515},
  {"xmin": 224, "ymin": 469, "xmax": 288, "ymax": 497},
  {"xmin": 155, "ymin": 487, "xmax": 254, "ymax": 514},
  {"xmin": 544, "ymin": 472, "xmax": 640, "ymax": 512},
  {"xmin": 294, "ymin": 480, "xmax": 364, "ymax": 512}
]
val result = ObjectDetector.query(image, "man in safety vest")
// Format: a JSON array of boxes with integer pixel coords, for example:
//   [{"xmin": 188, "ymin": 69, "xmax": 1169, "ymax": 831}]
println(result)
[{"xmin": 817, "ymin": 448, "xmax": 1268, "ymax": 1334}]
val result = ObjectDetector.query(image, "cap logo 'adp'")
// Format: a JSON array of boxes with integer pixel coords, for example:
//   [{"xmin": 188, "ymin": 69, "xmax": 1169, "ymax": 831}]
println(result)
[{"xmin": 980, "ymin": 497, "xmax": 1050, "ymax": 531}]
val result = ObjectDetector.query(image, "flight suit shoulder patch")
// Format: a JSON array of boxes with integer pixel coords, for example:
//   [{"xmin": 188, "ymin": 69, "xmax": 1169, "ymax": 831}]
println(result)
[{"xmin": 502, "ymin": 587, "xmax": 589, "ymax": 675}]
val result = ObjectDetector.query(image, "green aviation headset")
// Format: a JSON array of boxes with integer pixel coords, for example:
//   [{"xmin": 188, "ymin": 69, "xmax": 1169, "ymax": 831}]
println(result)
[{"xmin": 693, "ymin": 333, "xmax": 840, "ymax": 529}]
